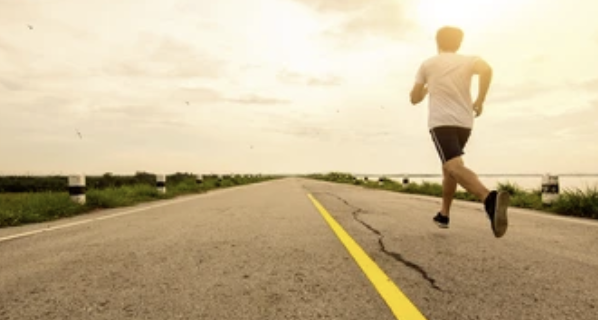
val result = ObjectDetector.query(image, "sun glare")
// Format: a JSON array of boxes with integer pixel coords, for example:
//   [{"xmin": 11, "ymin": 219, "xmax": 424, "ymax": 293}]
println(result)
[
  {"xmin": 416, "ymin": 0, "xmax": 517, "ymax": 36},
  {"xmin": 249, "ymin": 0, "xmax": 324, "ymax": 73}
]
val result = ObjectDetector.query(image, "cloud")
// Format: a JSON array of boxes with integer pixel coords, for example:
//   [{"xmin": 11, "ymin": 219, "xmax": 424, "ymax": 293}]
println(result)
[
  {"xmin": 0, "ymin": 37, "xmax": 33, "ymax": 74},
  {"xmin": 307, "ymin": 76, "xmax": 342, "ymax": 86},
  {"xmin": 85, "ymin": 87, "xmax": 228, "ymax": 127},
  {"xmin": 478, "ymin": 101, "xmax": 598, "ymax": 143},
  {"xmin": 276, "ymin": 70, "xmax": 304, "ymax": 84},
  {"xmin": 277, "ymin": 69, "xmax": 342, "ymax": 86},
  {"xmin": 226, "ymin": 94, "xmax": 291, "ymax": 105},
  {"xmin": 272, "ymin": 125, "xmax": 332, "ymax": 141},
  {"xmin": 246, "ymin": 109, "xmax": 330, "ymax": 139},
  {"xmin": 92, "ymin": 104, "xmax": 174, "ymax": 120},
  {"xmin": 0, "ymin": 77, "xmax": 24, "ymax": 91},
  {"xmin": 273, "ymin": 125, "xmax": 328, "ymax": 139},
  {"xmin": 174, "ymin": 86, "xmax": 224, "ymax": 103},
  {"xmin": 488, "ymin": 82, "xmax": 559, "ymax": 104},
  {"xmin": 580, "ymin": 77, "xmax": 598, "ymax": 92},
  {"xmin": 2, "ymin": 94, "xmax": 76, "ymax": 116},
  {"xmin": 291, "ymin": 0, "xmax": 368, "ymax": 13},
  {"xmin": 0, "ymin": 37, "xmax": 18, "ymax": 56},
  {"xmin": 255, "ymin": 106, "xmax": 403, "ymax": 144},
  {"xmin": 334, "ymin": 1, "xmax": 417, "ymax": 40},
  {"xmin": 239, "ymin": 63, "xmax": 263, "ymax": 72},
  {"xmin": 0, "ymin": 3, "xmax": 103, "ymax": 78},
  {"xmin": 103, "ymin": 33, "xmax": 226, "ymax": 79},
  {"xmin": 486, "ymin": 78, "xmax": 598, "ymax": 112},
  {"xmin": 274, "ymin": 124, "xmax": 397, "ymax": 144},
  {"xmin": 522, "ymin": 54, "xmax": 548, "ymax": 66},
  {"xmin": 293, "ymin": 0, "xmax": 418, "ymax": 42},
  {"xmin": 557, "ymin": 99, "xmax": 598, "ymax": 130}
]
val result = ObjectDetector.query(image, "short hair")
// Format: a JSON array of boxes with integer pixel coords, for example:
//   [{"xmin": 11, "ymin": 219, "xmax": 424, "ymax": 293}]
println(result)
[{"xmin": 436, "ymin": 26, "xmax": 464, "ymax": 52}]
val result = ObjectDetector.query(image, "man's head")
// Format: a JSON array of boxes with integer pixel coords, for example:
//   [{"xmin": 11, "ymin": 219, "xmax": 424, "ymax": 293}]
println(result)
[{"xmin": 436, "ymin": 26, "xmax": 463, "ymax": 52}]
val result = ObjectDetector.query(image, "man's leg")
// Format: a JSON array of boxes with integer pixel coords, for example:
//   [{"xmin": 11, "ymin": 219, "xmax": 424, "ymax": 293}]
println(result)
[
  {"xmin": 443, "ymin": 156, "xmax": 509, "ymax": 238},
  {"xmin": 440, "ymin": 167, "xmax": 458, "ymax": 216},
  {"xmin": 433, "ymin": 167, "xmax": 457, "ymax": 228},
  {"xmin": 443, "ymin": 156, "xmax": 489, "ymax": 201},
  {"xmin": 430, "ymin": 127, "xmax": 460, "ymax": 228},
  {"xmin": 430, "ymin": 126, "xmax": 509, "ymax": 237}
]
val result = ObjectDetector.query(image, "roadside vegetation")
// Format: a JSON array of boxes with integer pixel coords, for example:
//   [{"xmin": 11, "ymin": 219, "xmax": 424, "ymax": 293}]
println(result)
[
  {"xmin": 306, "ymin": 172, "xmax": 598, "ymax": 220},
  {"xmin": 0, "ymin": 173, "xmax": 276, "ymax": 228}
]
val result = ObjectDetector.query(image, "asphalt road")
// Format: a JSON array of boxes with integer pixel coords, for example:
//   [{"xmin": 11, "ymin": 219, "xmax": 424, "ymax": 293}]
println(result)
[{"xmin": 1, "ymin": 178, "xmax": 597, "ymax": 320}]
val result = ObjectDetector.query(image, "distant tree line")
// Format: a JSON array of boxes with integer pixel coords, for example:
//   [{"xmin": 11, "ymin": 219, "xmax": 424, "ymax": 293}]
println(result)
[{"xmin": 0, "ymin": 172, "xmax": 230, "ymax": 193}]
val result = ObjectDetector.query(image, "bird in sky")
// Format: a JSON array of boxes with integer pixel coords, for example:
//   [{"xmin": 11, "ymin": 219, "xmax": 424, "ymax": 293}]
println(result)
[
  {"xmin": 75, "ymin": 129, "xmax": 82, "ymax": 139},
  {"xmin": 27, "ymin": 25, "xmax": 33, "ymax": 30}
]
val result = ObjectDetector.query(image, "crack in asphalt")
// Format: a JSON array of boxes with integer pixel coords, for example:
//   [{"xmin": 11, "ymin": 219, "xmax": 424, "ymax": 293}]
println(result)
[{"xmin": 313, "ymin": 191, "xmax": 443, "ymax": 291}]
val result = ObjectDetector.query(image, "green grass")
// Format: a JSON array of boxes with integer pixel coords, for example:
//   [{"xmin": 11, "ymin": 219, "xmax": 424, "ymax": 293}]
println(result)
[
  {"xmin": 0, "ymin": 175, "xmax": 277, "ymax": 228},
  {"xmin": 496, "ymin": 182, "xmax": 544, "ymax": 210},
  {"xmin": 551, "ymin": 187, "xmax": 598, "ymax": 219},
  {"xmin": 306, "ymin": 172, "xmax": 598, "ymax": 220},
  {"xmin": 0, "ymin": 193, "xmax": 89, "ymax": 226}
]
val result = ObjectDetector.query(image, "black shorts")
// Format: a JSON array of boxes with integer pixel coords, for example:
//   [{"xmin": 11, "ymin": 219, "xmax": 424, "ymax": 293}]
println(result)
[{"xmin": 429, "ymin": 126, "xmax": 471, "ymax": 163}]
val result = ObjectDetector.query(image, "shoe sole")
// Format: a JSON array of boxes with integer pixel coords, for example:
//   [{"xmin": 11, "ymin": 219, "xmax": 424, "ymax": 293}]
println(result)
[
  {"xmin": 434, "ymin": 221, "xmax": 449, "ymax": 229},
  {"xmin": 492, "ymin": 191, "xmax": 510, "ymax": 238}
]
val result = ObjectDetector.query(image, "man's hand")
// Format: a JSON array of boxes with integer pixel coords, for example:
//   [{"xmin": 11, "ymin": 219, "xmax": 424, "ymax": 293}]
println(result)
[
  {"xmin": 473, "ymin": 99, "xmax": 484, "ymax": 117},
  {"xmin": 473, "ymin": 58, "xmax": 492, "ymax": 117},
  {"xmin": 410, "ymin": 83, "xmax": 427, "ymax": 105}
]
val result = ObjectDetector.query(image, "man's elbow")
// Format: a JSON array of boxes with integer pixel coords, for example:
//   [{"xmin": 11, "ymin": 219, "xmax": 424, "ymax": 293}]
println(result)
[
  {"xmin": 474, "ymin": 59, "xmax": 493, "ymax": 77},
  {"xmin": 479, "ymin": 63, "xmax": 493, "ymax": 76},
  {"xmin": 478, "ymin": 67, "xmax": 493, "ymax": 83}
]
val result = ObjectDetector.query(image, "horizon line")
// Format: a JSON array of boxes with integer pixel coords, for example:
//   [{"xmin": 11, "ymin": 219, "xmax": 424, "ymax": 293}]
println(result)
[{"xmin": 2, "ymin": 172, "xmax": 598, "ymax": 178}]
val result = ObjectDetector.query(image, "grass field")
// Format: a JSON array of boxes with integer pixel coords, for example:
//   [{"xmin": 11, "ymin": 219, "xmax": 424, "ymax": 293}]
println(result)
[
  {"xmin": 306, "ymin": 172, "xmax": 598, "ymax": 220},
  {"xmin": 0, "ymin": 175, "xmax": 276, "ymax": 228}
]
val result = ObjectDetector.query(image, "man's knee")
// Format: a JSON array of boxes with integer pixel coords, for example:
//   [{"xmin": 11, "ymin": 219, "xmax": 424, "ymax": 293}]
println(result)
[{"xmin": 443, "ymin": 156, "xmax": 464, "ymax": 176}]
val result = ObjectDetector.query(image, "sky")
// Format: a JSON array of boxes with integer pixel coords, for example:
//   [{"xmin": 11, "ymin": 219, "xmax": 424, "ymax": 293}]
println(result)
[{"xmin": 1, "ymin": 0, "xmax": 597, "ymax": 176}]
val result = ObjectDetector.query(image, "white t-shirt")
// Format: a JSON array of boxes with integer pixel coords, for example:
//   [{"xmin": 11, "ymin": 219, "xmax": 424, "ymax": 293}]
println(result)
[{"xmin": 415, "ymin": 52, "xmax": 480, "ymax": 130}]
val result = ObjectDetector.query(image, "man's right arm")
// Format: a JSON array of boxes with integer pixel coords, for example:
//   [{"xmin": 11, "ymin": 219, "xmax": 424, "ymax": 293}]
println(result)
[
  {"xmin": 410, "ymin": 63, "xmax": 427, "ymax": 105},
  {"xmin": 472, "ymin": 58, "xmax": 493, "ymax": 104}
]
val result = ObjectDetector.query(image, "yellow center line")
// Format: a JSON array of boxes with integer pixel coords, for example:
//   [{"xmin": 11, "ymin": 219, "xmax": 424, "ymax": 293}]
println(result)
[{"xmin": 307, "ymin": 193, "xmax": 428, "ymax": 320}]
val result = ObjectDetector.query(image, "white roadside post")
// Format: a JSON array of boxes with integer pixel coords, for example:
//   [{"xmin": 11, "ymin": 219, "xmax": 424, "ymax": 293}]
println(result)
[
  {"xmin": 378, "ymin": 177, "xmax": 385, "ymax": 186},
  {"xmin": 541, "ymin": 174, "xmax": 560, "ymax": 205},
  {"xmin": 68, "ymin": 175, "xmax": 86, "ymax": 205},
  {"xmin": 156, "ymin": 174, "xmax": 166, "ymax": 194},
  {"xmin": 196, "ymin": 174, "xmax": 203, "ymax": 184}
]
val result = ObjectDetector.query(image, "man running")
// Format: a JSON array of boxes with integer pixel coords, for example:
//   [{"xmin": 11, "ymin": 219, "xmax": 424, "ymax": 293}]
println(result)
[{"xmin": 409, "ymin": 26, "xmax": 510, "ymax": 238}]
